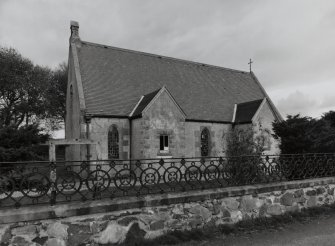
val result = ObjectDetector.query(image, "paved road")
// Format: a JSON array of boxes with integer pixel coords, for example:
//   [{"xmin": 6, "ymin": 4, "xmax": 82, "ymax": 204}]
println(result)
[{"xmin": 176, "ymin": 213, "xmax": 335, "ymax": 246}]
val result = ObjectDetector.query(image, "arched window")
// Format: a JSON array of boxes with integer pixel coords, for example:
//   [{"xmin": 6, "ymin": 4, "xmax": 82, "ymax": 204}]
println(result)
[
  {"xmin": 108, "ymin": 125, "xmax": 119, "ymax": 159},
  {"xmin": 200, "ymin": 128, "xmax": 210, "ymax": 157}
]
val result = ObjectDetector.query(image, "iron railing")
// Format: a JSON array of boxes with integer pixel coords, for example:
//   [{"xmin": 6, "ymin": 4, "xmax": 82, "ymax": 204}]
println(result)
[{"xmin": 1, "ymin": 153, "xmax": 335, "ymax": 209}]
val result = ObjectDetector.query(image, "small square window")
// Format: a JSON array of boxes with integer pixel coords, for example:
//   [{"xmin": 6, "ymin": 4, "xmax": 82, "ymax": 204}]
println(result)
[{"xmin": 160, "ymin": 135, "xmax": 169, "ymax": 152}]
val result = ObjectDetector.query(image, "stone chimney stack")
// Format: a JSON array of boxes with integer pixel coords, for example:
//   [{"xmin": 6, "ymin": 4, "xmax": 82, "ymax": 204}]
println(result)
[{"xmin": 70, "ymin": 20, "xmax": 80, "ymax": 42}]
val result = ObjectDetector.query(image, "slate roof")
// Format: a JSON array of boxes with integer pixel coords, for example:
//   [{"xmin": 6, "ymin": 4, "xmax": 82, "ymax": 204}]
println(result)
[
  {"xmin": 131, "ymin": 88, "xmax": 161, "ymax": 118},
  {"xmin": 77, "ymin": 41, "xmax": 270, "ymax": 122},
  {"xmin": 234, "ymin": 99, "xmax": 264, "ymax": 123}
]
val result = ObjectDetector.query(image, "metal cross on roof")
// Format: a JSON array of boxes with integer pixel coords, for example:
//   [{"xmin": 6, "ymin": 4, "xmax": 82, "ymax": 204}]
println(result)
[{"xmin": 248, "ymin": 58, "xmax": 253, "ymax": 72}]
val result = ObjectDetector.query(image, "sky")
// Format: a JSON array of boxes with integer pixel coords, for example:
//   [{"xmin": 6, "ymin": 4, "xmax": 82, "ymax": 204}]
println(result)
[{"xmin": 1, "ymin": 0, "xmax": 335, "ymax": 123}]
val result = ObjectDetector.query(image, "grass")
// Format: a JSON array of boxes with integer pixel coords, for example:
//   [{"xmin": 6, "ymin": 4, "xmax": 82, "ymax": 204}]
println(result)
[
  {"xmin": 117, "ymin": 203, "xmax": 335, "ymax": 246},
  {"xmin": 118, "ymin": 228, "xmax": 213, "ymax": 246}
]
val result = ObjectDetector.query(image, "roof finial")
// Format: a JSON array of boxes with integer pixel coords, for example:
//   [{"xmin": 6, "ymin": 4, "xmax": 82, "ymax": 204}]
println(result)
[{"xmin": 248, "ymin": 58, "xmax": 253, "ymax": 72}]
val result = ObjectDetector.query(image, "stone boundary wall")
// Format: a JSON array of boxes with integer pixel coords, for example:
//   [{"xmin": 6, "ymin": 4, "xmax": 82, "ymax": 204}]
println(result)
[{"xmin": 1, "ymin": 177, "xmax": 335, "ymax": 245}]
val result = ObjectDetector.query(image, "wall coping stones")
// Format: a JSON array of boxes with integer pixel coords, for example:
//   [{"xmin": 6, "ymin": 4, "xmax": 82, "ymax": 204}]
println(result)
[{"xmin": 1, "ymin": 177, "xmax": 335, "ymax": 224}]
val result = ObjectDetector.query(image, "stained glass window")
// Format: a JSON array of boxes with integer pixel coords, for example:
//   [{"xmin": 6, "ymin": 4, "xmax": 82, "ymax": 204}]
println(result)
[
  {"xmin": 200, "ymin": 128, "xmax": 210, "ymax": 156},
  {"xmin": 108, "ymin": 125, "xmax": 119, "ymax": 159}
]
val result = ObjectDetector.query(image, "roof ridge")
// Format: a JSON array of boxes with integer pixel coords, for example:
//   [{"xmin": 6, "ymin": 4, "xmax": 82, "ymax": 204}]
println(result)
[{"xmin": 81, "ymin": 40, "xmax": 250, "ymax": 74}]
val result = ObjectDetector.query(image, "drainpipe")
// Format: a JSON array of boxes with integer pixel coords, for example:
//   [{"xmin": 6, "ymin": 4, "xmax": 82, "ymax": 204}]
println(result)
[
  {"xmin": 85, "ymin": 115, "xmax": 92, "ymax": 161},
  {"xmin": 129, "ymin": 117, "xmax": 132, "ymax": 160}
]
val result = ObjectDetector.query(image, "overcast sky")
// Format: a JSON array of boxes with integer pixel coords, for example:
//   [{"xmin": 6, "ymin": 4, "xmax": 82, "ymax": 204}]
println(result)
[{"xmin": 1, "ymin": 0, "xmax": 335, "ymax": 120}]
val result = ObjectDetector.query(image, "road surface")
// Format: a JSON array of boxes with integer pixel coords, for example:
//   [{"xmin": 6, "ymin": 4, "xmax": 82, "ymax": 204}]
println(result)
[{"xmin": 176, "ymin": 212, "xmax": 335, "ymax": 246}]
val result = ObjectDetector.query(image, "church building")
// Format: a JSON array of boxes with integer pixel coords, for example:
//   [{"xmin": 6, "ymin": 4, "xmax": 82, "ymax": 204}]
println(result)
[{"xmin": 65, "ymin": 21, "xmax": 282, "ymax": 161}]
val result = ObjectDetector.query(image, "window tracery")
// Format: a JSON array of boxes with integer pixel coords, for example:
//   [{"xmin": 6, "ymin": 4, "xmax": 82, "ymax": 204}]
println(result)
[{"xmin": 108, "ymin": 125, "xmax": 119, "ymax": 159}]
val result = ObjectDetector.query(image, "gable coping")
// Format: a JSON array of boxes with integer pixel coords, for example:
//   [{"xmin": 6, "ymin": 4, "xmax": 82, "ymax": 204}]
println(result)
[
  {"xmin": 232, "ymin": 103, "xmax": 237, "ymax": 123},
  {"xmin": 251, "ymin": 98, "xmax": 267, "ymax": 122},
  {"xmin": 250, "ymin": 72, "xmax": 283, "ymax": 122},
  {"xmin": 141, "ymin": 86, "xmax": 187, "ymax": 119},
  {"xmin": 71, "ymin": 42, "xmax": 86, "ymax": 111},
  {"xmin": 129, "ymin": 96, "xmax": 144, "ymax": 117}
]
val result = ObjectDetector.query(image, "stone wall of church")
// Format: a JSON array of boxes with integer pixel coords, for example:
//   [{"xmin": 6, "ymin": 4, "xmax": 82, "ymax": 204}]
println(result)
[
  {"xmin": 253, "ymin": 101, "xmax": 280, "ymax": 155},
  {"xmin": 141, "ymin": 91, "xmax": 186, "ymax": 159},
  {"xmin": 184, "ymin": 122, "xmax": 231, "ymax": 157},
  {"xmin": 89, "ymin": 118, "xmax": 130, "ymax": 160},
  {"xmin": 131, "ymin": 118, "xmax": 144, "ymax": 160},
  {"xmin": 84, "ymin": 101, "xmax": 279, "ymax": 160},
  {"xmin": 132, "ymin": 119, "xmax": 232, "ymax": 159}
]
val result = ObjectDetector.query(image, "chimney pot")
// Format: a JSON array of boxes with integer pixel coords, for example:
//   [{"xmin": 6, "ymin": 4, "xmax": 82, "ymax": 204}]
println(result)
[{"xmin": 70, "ymin": 20, "xmax": 79, "ymax": 40}]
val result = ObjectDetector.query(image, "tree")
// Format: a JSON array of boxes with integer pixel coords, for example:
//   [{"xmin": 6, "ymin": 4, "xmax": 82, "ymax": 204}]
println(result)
[
  {"xmin": 272, "ymin": 112, "xmax": 335, "ymax": 154},
  {"xmin": 0, "ymin": 46, "xmax": 67, "ymax": 130},
  {"xmin": 322, "ymin": 111, "xmax": 335, "ymax": 127},
  {"xmin": 224, "ymin": 125, "xmax": 271, "ymax": 157},
  {"xmin": 45, "ymin": 62, "xmax": 68, "ymax": 130},
  {"xmin": 222, "ymin": 125, "xmax": 272, "ymax": 185},
  {"xmin": 0, "ymin": 46, "xmax": 51, "ymax": 128},
  {"xmin": 0, "ymin": 124, "xmax": 49, "ymax": 161},
  {"xmin": 310, "ymin": 112, "xmax": 335, "ymax": 152},
  {"xmin": 272, "ymin": 115, "xmax": 314, "ymax": 154},
  {"xmin": 0, "ymin": 46, "xmax": 67, "ymax": 161}
]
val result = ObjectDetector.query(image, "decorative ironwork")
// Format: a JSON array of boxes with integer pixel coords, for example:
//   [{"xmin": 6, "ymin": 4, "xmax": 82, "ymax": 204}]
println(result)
[
  {"xmin": 1, "ymin": 153, "xmax": 335, "ymax": 209},
  {"xmin": 114, "ymin": 170, "xmax": 137, "ymax": 191},
  {"xmin": 163, "ymin": 167, "xmax": 182, "ymax": 183},
  {"xmin": 55, "ymin": 170, "xmax": 82, "ymax": 195},
  {"xmin": 20, "ymin": 173, "xmax": 50, "ymax": 198},
  {"xmin": 140, "ymin": 168, "xmax": 160, "ymax": 186},
  {"xmin": 86, "ymin": 169, "xmax": 111, "ymax": 193},
  {"xmin": 0, "ymin": 176, "xmax": 14, "ymax": 200}
]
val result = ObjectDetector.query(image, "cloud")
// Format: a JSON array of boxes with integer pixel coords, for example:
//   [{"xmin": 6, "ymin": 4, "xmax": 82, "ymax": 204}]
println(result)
[
  {"xmin": 0, "ymin": 0, "xmax": 334, "ymax": 118},
  {"xmin": 276, "ymin": 91, "xmax": 319, "ymax": 117},
  {"xmin": 320, "ymin": 94, "xmax": 335, "ymax": 113}
]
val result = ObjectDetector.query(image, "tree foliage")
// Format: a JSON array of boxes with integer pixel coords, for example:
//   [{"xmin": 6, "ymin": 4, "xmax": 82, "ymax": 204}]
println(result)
[
  {"xmin": 0, "ymin": 124, "xmax": 49, "ymax": 161},
  {"xmin": 1, "ymin": 47, "xmax": 39, "ymax": 127},
  {"xmin": 0, "ymin": 46, "xmax": 67, "ymax": 161},
  {"xmin": 224, "ymin": 125, "xmax": 271, "ymax": 157},
  {"xmin": 272, "ymin": 112, "xmax": 335, "ymax": 154},
  {"xmin": 322, "ymin": 111, "xmax": 335, "ymax": 127},
  {"xmin": 0, "ymin": 46, "xmax": 67, "ymax": 130},
  {"xmin": 45, "ymin": 62, "xmax": 68, "ymax": 126}
]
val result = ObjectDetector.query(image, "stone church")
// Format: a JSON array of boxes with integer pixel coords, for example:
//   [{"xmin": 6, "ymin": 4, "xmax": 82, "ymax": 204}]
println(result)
[{"xmin": 65, "ymin": 21, "xmax": 282, "ymax": 161}]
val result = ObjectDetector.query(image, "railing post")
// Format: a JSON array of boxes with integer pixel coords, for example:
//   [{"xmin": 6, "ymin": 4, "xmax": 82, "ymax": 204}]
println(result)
[{"xmin": 49, "ymin": 143, "xmax": 57, "ymax": 205}]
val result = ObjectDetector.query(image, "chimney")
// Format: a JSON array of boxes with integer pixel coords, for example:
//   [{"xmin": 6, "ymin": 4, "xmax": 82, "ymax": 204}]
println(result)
[{"xmin": 70, "ymin": 20, "xmax": 80, "ymax": 42}]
